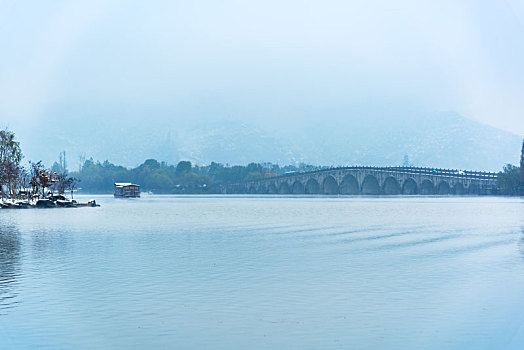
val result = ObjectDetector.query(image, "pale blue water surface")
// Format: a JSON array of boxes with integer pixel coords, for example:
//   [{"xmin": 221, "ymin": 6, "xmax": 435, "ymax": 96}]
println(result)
[{"xmin": 1, "ymin": 195, "xmax": 523, "ymax": 349}]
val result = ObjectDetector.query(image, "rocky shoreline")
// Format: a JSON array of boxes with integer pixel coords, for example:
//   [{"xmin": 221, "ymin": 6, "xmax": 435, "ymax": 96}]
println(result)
[{"xmin": 1, "ymin": 197, "xmax": 99, "ymax": 209}]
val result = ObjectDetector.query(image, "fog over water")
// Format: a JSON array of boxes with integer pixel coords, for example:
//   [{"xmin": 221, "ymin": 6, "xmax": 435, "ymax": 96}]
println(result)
[{"xmin": 1, "ymin": 1, "xmax": 523, "ymax": 167}]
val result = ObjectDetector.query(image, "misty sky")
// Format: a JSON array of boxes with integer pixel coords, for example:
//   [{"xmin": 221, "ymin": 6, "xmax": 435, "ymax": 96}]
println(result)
[{"xmin": 1, "ymin": 0, "xmax": 524, "ymax": 135}]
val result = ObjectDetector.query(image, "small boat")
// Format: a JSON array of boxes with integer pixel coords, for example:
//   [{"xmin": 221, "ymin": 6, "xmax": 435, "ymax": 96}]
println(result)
[{"xmin": 114, "ymin": 183, "xmax": 141, "ymax": 198}]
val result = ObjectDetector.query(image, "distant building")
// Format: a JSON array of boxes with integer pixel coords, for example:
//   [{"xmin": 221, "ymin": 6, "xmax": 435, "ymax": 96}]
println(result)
[
  {"xmin": 403, "ymin": 154, "xmax": 410, "ymax": 167},
  {"xmin": 114, "ymin": 183, "xmax": 140, "ymax": 198}
]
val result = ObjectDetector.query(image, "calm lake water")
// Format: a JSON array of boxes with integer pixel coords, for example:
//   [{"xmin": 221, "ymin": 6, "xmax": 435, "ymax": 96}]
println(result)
[{"xmin": 1, "ymin": 195, "xmax": 524, "ymax": 349}]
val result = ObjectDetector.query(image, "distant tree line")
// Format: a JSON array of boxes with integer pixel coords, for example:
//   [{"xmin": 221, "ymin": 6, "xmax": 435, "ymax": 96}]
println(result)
[
  {"xmin": 497, "ymin": 164, "xmax": 521, "ymax": 195},
  {"xmin": 497, "ymin": 140, "xmax": 524, "ymax": 195},
  {"xmin": 71, "ymin": 140, "xmax": 524, "ymax": 195},
  {"xmin": 2, "ymin": 127, "xmax": 524, "ymax": 197},
  {"xmin": 70, "ymin": 158, "xmax": 324, "ymax": 194}
]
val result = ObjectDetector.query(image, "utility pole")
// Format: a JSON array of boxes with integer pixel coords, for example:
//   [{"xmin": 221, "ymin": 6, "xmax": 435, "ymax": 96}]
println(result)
[{"xmin": 59, "ymin": 151, "xmax": 67, "ymax": 173}]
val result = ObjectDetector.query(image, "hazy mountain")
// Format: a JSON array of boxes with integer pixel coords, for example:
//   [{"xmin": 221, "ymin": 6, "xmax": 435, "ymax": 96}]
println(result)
[
  {"xmin": 14, "ymin": 111, "xmax": 522, "ymax": 172},
  {"xmin": 267, "ymin": 110, "xmax": 522, "ymax": 171}
]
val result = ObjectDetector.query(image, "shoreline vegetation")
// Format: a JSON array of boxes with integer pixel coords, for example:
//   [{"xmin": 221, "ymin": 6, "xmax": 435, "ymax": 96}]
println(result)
[
  {"xmin": 71, "ymin": 158, "xmax": 326, "ymax": 195},
  {"xmin": 1, "ymin": 128, "xmax": 523, "ymax": 200},
  {"xmin": 0, "ymin": 128, "xmax": 96, "ymax": 209},
  {"xmin": 64, "ymin": 143, "xmax": 524, "ymax": 197}
]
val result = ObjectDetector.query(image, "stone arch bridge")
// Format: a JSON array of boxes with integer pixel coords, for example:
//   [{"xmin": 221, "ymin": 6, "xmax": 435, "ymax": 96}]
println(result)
[{"xmin": 227, "ymin": 167, "xmax": 498, "ymax": 195}]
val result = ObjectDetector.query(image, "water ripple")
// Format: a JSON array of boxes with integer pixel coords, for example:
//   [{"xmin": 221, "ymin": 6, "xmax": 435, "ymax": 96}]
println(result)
[{"xmin": 0, "ymin": 196, "xmax": 523, "ymax": 350}]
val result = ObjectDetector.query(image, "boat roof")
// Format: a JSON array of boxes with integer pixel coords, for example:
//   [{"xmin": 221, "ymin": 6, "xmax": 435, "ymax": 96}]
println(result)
[{"xmin": 114, "ymin": 183, "xmax": 139, "ymax": 187}]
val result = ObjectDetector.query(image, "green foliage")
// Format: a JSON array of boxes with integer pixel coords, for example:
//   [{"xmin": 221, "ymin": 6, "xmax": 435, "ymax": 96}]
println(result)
[
  {"xmin": 175, "ymin": 161, "xmax": 192, "ymax": 177},
  {"xmin": 144, "ymin": 169, "xmax": 173, "ymax": 192},
  {"xmin": 0, "ymin": 128, "xmax": 22, "ymax": 165},
  {"xmin": 70, "ymin": 158, "xmax": 323, "ymax": 194},
  {"xmin": 0, "ymin": 128, "xmax": 24, "ymax": 199},
  {"xmin": 497, "ymin": 164, "xmax": 521, "ymax": 195}
]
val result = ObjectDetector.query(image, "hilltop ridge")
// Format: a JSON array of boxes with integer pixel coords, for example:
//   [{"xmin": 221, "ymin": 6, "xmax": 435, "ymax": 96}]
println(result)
[{"xmin": 13, "ymin": 111, "xmax": 522, "ymax": 171}]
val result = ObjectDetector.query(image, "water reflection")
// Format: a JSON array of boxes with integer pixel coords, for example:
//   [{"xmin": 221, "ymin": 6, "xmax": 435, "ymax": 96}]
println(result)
[
  {"xmin": 30, "ymin": 228, "xmax": 71, "ymax": 260},
  {"xmin": 0, "ymin": 221, "xmax": 21, "ymax": 313}
]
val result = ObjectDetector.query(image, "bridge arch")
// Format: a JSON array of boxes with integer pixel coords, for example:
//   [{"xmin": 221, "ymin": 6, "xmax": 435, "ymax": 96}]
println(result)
[
  {"xmin": 268, "ymin": 183, "xmax": 277, "ymax": 194},
  {"xmin": 230, "ymin": 185, "xmax": 245, "ymax": 194},
  {"xmin": 468, "ymin": 183, "xmax": 479, "ymax": 195},
  {"xmin": 322, "ymin": 176, "xmax": 339, "ymax": 195},
  {"xmin": 453, "ymin": 183, "xmax": 465, "ymax": 195},
  {"xmin": 257, "ymin": 185, "xmax": 268, "ymax": 194},
  {"xmin": 362, "ymin": 175, "xmax": 380, "ymax": 195},
  {"xmin": 437, "ymin": 181, "xmax": 450, "ymax": 195},
  {"xmin": 278, "ymin": 182, "xmax": 291, "ymax": 194},
  {"xmin": 305, "ymin": 178, "xmax": 320, "ymax": 194},
  {"xmin": 420, "ymin": 180, "xmax": 435, "ymax": 195},
  {"xmin": 292, "ymin": 181, "xmax": 305, "ymax": 194},
  {"xmin": 339, "ymin": 174, "xmax": 359, "ymax": 194},
  {"xmin": 383, "ymin": 176, "xmax": 401, "ymax": 195},
  {"xmin": 402, "ymin": 178, "xmax": 418, "ymax": 194}
]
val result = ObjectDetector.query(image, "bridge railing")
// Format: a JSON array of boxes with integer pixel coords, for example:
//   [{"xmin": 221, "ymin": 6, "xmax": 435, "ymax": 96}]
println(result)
[{"xmin": 248, "ymin": 166, "xmax": 498, "ymax": 183}]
